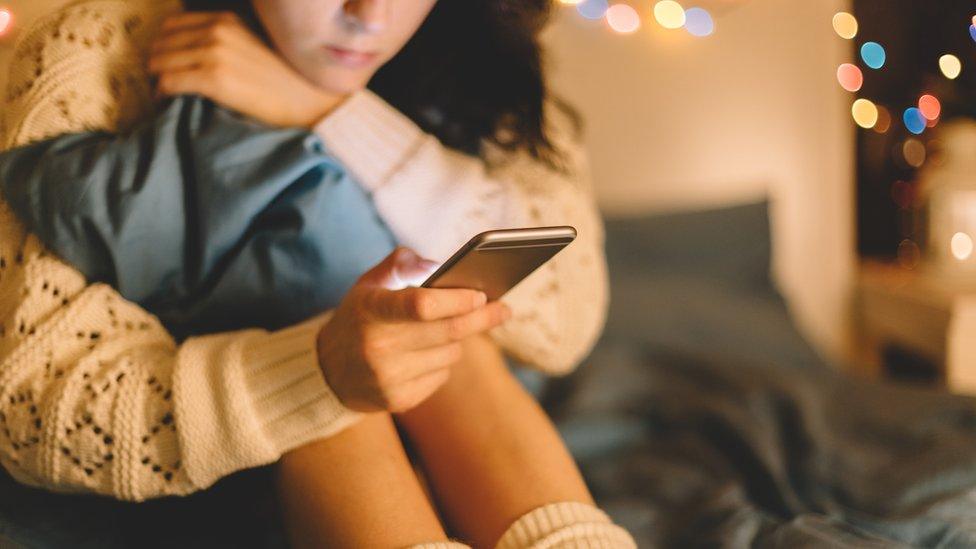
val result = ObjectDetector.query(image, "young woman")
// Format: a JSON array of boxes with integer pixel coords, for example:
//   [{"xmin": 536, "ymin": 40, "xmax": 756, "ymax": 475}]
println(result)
[{"xmin": 0, "ymin": 0, "xmax": 633, "ymax": 547}]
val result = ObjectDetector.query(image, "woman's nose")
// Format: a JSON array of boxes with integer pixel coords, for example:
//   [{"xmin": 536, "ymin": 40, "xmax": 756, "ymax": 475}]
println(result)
[{"xmin": 342, "ymin": 0, "xmax": 388, "ymax": 33}]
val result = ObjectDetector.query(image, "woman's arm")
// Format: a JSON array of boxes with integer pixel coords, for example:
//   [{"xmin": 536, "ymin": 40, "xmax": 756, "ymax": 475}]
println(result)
[
  {"xmin": 0, "ymin": 202, "xmax": 361, "ymax": 500},
  {"xmin": 0, "ymin": 0, "xmax": 370, "ymax": 501},
  {"xmin": 314, "ymin": 91, "xmax": 610, "ymax": 375}
]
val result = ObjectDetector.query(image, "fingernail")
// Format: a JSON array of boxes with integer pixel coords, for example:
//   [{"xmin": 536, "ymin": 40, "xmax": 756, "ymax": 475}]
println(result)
[{"xmin": 473, "ymin": 292, "xmax": 488, "ymax": 308}]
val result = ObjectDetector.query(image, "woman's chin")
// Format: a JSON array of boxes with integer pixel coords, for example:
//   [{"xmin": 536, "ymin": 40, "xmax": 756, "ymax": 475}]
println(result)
[{"xmin": 310, "ymin": 69, "xmax": 373, "ymax": 97}]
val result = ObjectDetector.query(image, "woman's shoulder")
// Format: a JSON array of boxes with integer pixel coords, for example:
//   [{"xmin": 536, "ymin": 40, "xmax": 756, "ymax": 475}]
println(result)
[{"xmin": 1, "ymin": 0, "xmax": 181, "ymax": 148}]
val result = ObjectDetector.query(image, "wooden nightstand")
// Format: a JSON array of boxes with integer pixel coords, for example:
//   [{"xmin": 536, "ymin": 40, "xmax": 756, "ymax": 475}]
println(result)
[{"xmin": 854, "ymin": 261, "xmax": 976, "ymax": 394}]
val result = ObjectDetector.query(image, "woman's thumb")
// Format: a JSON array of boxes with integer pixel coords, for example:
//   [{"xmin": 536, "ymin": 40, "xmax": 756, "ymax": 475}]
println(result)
[{"xmin": 360, "ymin": 247, "xmax": 439, "ymax": 290}]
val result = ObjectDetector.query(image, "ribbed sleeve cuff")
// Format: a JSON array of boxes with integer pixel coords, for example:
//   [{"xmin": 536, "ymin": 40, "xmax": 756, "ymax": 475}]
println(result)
[
  {"xmin": 175, "ymin": 311, "xmax": 362, "ymax": 490},
  {"xmin": 239, "ymin": 311, "xmax": 363, "ymax": 455},
  {"xmin": 494, "ymin": 501, "xmax": 637, "ymax": 549},
  {"xmin": 312, "ymin": 89, "xmax": 425, "ymax": 192}
]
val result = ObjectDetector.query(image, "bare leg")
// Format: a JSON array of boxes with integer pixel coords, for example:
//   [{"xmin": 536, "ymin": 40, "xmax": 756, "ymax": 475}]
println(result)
[
  {"xmin": 275, "ymin": 411, "xmax": 450, "ymax": 549},
  {"xmin": 394, "ymin": 335, "xmax": 594, "ymax": 548}
]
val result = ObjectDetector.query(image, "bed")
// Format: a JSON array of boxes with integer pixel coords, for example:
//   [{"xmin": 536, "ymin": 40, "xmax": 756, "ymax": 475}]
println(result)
[{"xmin": 550, "ymin": 200, "xmax": 976, "ymax": 547}]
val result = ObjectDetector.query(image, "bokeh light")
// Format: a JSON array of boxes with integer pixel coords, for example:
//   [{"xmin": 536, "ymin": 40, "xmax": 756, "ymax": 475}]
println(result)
[
  {"xmin": 939, "ymin": 54, "xmax": 962, "ymax": 79},
  {"xmin": 918, "ymin": 94, "xmax": 941, "ymax": 120},
  {"xmin": 558, "ymin": 0, "xmax": 584, "ymax": 4},
  {"xmin": 952, "ymin": 232, "xmax": 975, "ymax": 261},
  {"xmin": 0, "ymin": 7, "xmax": 11, "ymax": 37},
  {"xmin": 684, "ymin": 7, "xmax": 714, "ymax": 36},
  {"xmin": 971, "ymin": 24, "xmax": 976, "ymax": 43},
  {"xmin": 654, "ymin": 1, "xmax": 686, "ymax": 29},
  {"xmin": 902, "ymin": 138, "xmax": 926, "ymax": 168},
  {"xmin": 832, "ymin": 12, "xmax": 858, "ymax": 39},
  {"xmin": 860, "ymin": 42, "xmax": 886, "ymax": 69},
  {"xmin": 851, "ymin": 99, "xmax": 879, "ymax": 129},
  {"xmin": 577, "ymin": 0, "xmax": 609, "ymax": 20},
  {"xmin": 836, "ymin": 63, "xmax": 863, "ymax": 92},
  {"xmin": 606, "ymin": 4, "xmax": 641, "ymax": 33},
  {"xmin": 903, "ymin": 107, "xmax": 926, "ymax": 135}
]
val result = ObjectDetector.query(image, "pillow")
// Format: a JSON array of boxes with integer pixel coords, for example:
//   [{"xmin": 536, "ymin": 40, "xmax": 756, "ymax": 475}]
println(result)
[
  {"xmin": 598, "ymin": 199, "xmax": 827, "ymax": 371},
  {"xmin": 603, "ymin": 200, "xmax": 773, "ymax": 291}
]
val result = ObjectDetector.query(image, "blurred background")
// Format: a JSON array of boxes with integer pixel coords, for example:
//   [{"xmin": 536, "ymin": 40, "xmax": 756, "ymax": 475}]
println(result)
[{"xmin": 541, "ymin": 0, "xmax": 976, "ymax": 387}]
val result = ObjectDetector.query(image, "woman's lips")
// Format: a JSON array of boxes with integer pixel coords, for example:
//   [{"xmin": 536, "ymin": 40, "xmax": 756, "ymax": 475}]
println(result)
[{"xmin": 324, "ymin": 46, "xmax": 379, "ymax": 68}]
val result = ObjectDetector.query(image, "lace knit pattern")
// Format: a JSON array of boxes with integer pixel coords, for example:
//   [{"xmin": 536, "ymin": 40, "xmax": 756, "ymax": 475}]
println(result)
[
  {"xmin": 0, "ymin": 253, "xmax": 189, "ymax": 498},
  {"xmin": 1, "ymin": 0, "xmax": 178, "ymax": 148}
]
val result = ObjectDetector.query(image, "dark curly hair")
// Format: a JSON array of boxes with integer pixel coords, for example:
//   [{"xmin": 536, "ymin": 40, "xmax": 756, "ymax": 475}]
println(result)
[{"xmin": 184, "ymin": 0, "xmax": 580, "ymax": 167}]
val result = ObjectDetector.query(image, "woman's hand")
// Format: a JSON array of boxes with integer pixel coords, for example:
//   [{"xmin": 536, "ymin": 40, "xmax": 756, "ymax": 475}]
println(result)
[
  {"xmin": 148, "ymin": 11, "xmax": 342, "ymax": 128},
  {"xmin": 317, "ymin": 248, "xmax": 512, "ymax": 413}
]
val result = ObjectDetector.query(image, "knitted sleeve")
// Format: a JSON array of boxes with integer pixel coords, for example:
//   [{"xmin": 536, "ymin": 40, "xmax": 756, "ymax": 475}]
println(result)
[
  {"xmin": 0, "ymin": 0, "xmax": 362, "ymax": 501},
  {"xmin": 0, "ymin": 203, "xmax": 362, "ymax": 501},
  {"xmin": 314, "ymin": 91, "xmax": 610, "ymax": 375}
]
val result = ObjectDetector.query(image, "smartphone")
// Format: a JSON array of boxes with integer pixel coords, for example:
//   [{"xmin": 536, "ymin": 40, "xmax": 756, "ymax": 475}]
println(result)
[{"xmin": 420, "ymin": 226, "xmax": 577, "ymax": 301}]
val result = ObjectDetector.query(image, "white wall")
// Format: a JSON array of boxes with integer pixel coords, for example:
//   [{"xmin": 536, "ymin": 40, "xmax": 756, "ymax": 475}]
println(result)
[{"xmin": 543, "ymin": 0, "xmax": 856, "ymax": 361}]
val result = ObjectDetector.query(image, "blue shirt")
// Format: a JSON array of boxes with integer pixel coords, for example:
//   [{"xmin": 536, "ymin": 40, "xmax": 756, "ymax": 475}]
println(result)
[{"xmin": 0, "ymin": 95, "xmax": 396, "ymax": 342}]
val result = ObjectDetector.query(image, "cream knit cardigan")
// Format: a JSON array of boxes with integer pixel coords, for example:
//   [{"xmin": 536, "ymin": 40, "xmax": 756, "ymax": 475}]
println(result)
[{"xmin": 0, "ymin": 0, "xmax": 609, "ymax": 503}]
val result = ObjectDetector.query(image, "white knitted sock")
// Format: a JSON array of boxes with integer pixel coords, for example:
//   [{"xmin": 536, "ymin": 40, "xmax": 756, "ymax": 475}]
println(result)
[{"xmin": 493, "ymin": 501, "xmax": 638, "ymax": 549}]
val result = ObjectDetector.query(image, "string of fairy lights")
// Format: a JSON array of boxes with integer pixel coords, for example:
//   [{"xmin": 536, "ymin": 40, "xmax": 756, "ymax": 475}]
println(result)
[
  {"xmin": 836, "ymin": 11, "xmax": 975, "ymax": 136},
  {"xmin": 559, "ymin": 0, "xmax": 717, "ymax": 37},
  {"xmin": 837, "ymin": 12, "xmax": 976, "ymax": 268}
]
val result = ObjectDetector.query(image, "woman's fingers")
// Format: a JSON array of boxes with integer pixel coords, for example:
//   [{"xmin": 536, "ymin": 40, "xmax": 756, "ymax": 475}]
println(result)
[
  {"xmin": 159, "ymin": 11, "xmax": 237, "ymax": 35},
  {"xmin": 367, "ymin": 287, "xmax": 489, "ymax": 322},
  {"xmin": 390, "ymin": 368, "xmax": 452, "ymax": 413},
  {"xmin": 390, "ymin": 301, "xmax": 512, "ymax": 351},
  {"xmin": 154, "ymin": 66, "xmax": 220, "ymax": 98},
  {"xmin": 151, "ymin": 29, "xmax": 213, "ymax": 56},
  {"xmin": 148, "ymin": 48, "xmax": 213, "ymax": 74},
  {"xmin": 382, "ymin": 351, "xmax": 457, "ymax": 412}
]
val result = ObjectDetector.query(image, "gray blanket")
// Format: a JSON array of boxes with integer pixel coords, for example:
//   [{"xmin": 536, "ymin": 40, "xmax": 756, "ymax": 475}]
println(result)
[{"xmin": 553, "ymin": 339, "xmax": 976, "ymax": 547}]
